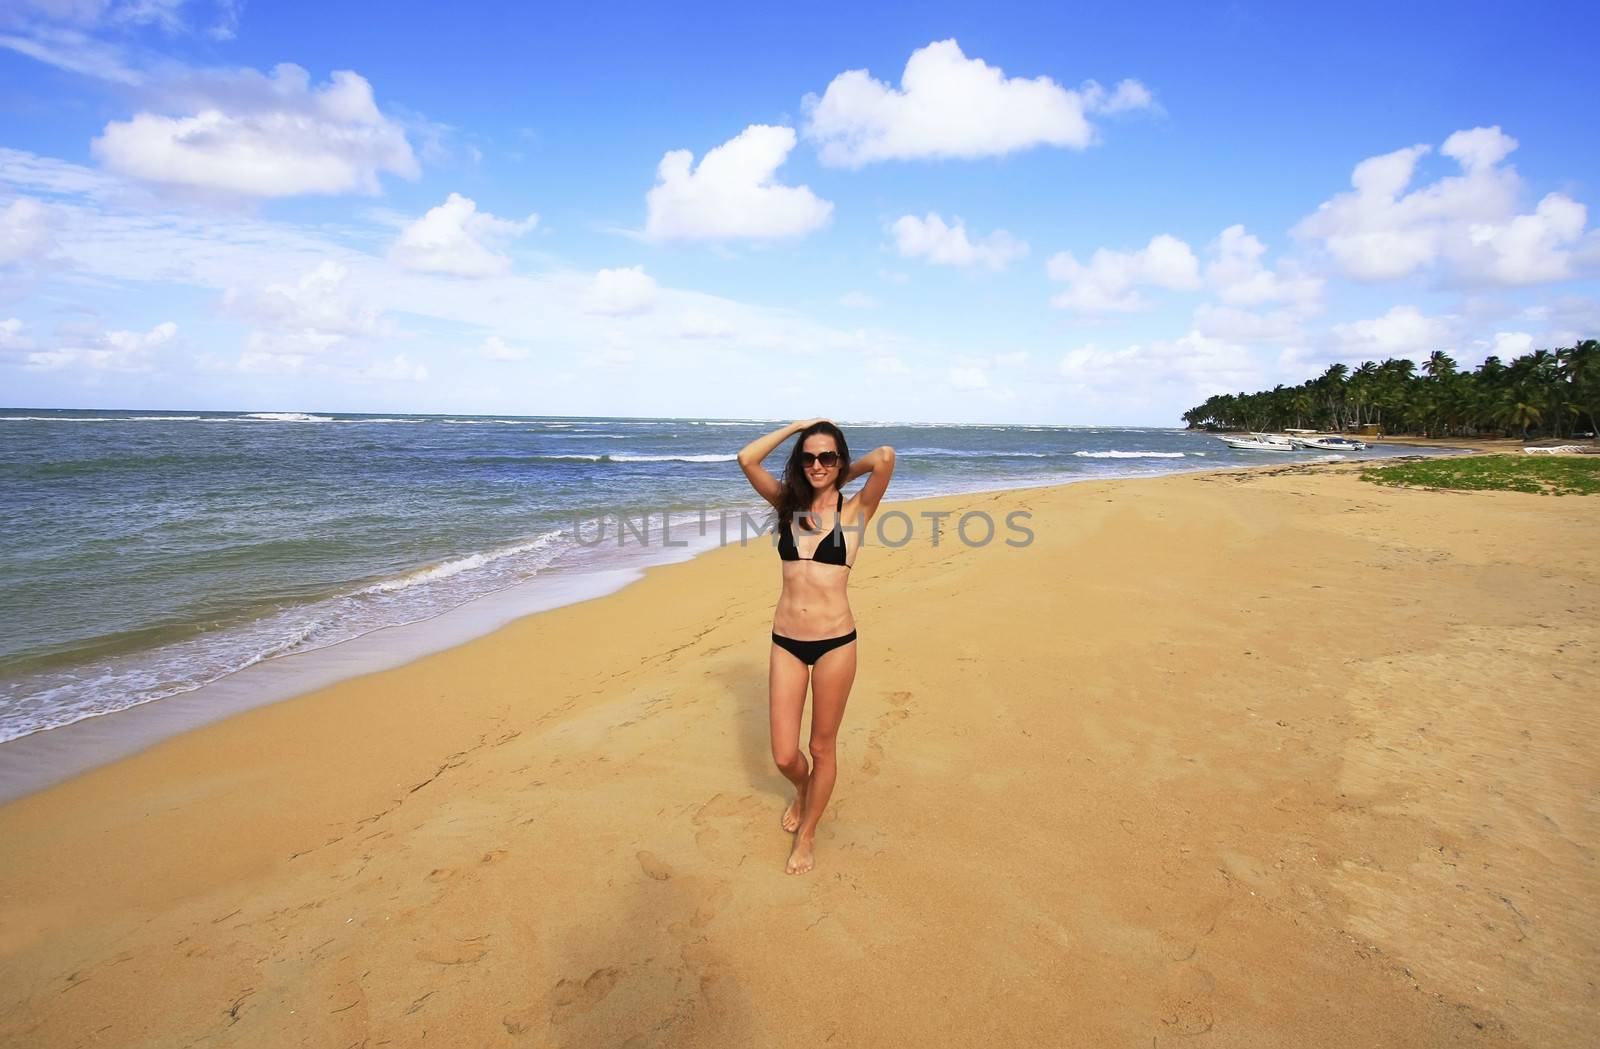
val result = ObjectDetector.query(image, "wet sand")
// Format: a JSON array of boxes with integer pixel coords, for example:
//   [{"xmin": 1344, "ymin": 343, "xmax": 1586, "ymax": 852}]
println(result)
[{"xmin": 1, "ymin": 459, "xmax": 1595, "ymax": 1047}]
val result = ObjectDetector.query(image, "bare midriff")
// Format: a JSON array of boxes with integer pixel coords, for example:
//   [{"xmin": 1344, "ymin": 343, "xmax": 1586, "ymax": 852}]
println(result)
[
  {"xmin": 772, "ymin": 504, "xmax": 858, "ymax": 640},
  {"xmin": 773, "ymin": 561, "xmax": 853, "ymax": 639}
]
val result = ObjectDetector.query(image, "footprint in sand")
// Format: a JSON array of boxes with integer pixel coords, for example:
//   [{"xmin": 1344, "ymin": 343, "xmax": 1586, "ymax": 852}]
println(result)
[
  {"xmin": 862, "ymin": 691, "xmax": 915, "ymax": 777},
  {"xmin": 690, "ymin": 882, "xmax": 732, "ymax": 929},
  {"xmin": 636, "ymin": 850, "xmax": 673, "ymax": 881},
  {"xmin": 690, "ymin": 792, "xmax": 764, "ymax": 827},
  {"xmin": 416, "ymin": 935, "xmax": 490, "ymax": 966},
  {"xmin": 502, "ymin": 966, "xmax": 625, "ymax": 1033},
  {"xmin": 426, "ymin": 867, "xmax": 454, "ymax": 883}
]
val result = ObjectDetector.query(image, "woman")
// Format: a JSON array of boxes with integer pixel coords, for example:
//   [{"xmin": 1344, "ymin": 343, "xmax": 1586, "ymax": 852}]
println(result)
[{"xmin": 736, "ymin": 419, "xmax": 896, "ymax": 874}]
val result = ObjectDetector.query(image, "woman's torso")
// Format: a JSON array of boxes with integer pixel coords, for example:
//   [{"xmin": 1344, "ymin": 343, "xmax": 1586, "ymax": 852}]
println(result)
[{"xmin": 772, "ymin": 492, "xmax": 860, "ymax": 639}]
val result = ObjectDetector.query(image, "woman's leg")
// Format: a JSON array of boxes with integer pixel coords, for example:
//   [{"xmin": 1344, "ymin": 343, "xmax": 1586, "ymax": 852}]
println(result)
[
  {"xmin": 788, "ymin": 638, "xmax": 857, "ymax": 874},
  {"xmin": 769, "ymin": 643, "xmax": 812, "ymax": 832}
]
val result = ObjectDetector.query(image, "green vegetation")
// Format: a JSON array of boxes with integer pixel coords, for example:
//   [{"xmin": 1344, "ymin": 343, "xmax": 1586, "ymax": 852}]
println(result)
[
  {"xmin": 1361, "ymin": 455, "xmax": 1600, "ymax": 495},
  {"xmin": 1184, "ymin": 340, "xmax": 1600, "ymax": 439}
]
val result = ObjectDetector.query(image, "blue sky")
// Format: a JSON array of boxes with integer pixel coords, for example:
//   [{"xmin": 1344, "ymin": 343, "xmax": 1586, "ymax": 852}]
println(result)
[{"xmin": 2, "ymin": 1, "xmax": 1597, "ymax": 424}]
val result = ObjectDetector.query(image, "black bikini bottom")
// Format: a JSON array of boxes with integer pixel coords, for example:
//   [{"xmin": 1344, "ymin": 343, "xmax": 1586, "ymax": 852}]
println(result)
[{"xmin": 771, "ymin": 629, "xmax": 857, "ymax": 666}]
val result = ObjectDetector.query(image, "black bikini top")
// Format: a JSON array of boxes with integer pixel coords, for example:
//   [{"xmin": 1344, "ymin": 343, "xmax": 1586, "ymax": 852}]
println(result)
[{"xmin": 777, "ymin": 491, "xmax": 850, "ymax": 568}]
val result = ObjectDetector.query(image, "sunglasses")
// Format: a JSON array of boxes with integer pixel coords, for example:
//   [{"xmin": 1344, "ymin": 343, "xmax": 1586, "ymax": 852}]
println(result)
[{"xmin": 800, "ymin": 451, "xmax": 840, "ymax": 468}]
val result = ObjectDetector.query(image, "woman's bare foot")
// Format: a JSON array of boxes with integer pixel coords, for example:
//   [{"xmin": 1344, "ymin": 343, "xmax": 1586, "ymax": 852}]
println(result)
[
  {"xmin": 781, "ymin": 791, "xmax": 807, "ymax": 832},
  {"xmin": 785, "ymin": 833, "xmax": 815, "ymax": 875}
]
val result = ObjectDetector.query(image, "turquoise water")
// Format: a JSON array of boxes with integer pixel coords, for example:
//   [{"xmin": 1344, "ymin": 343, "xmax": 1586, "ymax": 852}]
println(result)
[{"xmin": 0, "ymin": 410, "xmax": 1445, "ymax": 743}]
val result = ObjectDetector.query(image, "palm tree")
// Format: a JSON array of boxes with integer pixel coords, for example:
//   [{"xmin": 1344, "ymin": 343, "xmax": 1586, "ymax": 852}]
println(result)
[
  {"xmin": 1180, "ymin": 340, "xmax": 1596, "ymax": 437},
  {"xmin": 1558, "ymin": 340, "xmax": 1600, "ymax": 437},
  {"xmin": 1496, "ymin": 389, "xmax": 1543, "ymax": 438},
  {"xmin": 1346, "ymin": 362, "xmax": 1378, "ymax": 428},
  {"xmin": 1290, "ymin": 390, "xmax": 1315, "ymax": 429},
  {"xmin": 1423, "ymin": 350, "xmax": 1457, "ymax": 379}
]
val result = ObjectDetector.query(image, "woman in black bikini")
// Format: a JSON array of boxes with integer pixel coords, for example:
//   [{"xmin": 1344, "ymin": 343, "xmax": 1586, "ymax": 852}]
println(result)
[{"xmin": 736, "ymin": 419, "xmax": 896, "ymax": 874}]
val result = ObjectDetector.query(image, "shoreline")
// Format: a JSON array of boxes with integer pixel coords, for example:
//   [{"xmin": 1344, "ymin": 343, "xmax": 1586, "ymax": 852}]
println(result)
[
  {"xmin": 0, "ymin": 452, "xmax": 1463, "ymax": 805},
  {"xmin": 0, "ymin": 453, "xmax": 1592, "ymax": 1045}
]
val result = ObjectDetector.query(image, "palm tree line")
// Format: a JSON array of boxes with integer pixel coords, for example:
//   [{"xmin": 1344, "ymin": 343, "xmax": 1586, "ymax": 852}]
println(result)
[{"xmin": 1182, "ymin": 340, "xmax": 1599, "ymax": 439}]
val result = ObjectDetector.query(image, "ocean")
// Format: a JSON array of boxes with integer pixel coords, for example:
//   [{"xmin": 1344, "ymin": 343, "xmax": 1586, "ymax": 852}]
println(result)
[{"xmin": 0, "ymin": 410, "xmax": 1448, "ymax": 748}]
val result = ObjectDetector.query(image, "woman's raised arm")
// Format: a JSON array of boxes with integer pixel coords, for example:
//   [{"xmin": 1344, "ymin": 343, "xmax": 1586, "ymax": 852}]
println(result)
[
  {"xmin": 848, "ymin": 445, "xmax": 896, "ymax": 520},
  {"xmin": 737, "ymin": 419, "xmax": 821, "ymax": 507}
]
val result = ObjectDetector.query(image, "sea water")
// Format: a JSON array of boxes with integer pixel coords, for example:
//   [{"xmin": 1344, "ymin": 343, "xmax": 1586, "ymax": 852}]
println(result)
[{"xmin": 0, "ymin": 410, "xmax": 1448, "ymax": 746}]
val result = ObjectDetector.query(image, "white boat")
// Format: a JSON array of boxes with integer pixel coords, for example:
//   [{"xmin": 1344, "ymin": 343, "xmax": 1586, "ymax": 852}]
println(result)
[
  {"xmin": 1523, "ymin": 444, "xmax": 1585, "ymax": 455},
  {"xmin": 1218, "ymin": 433, "xmax": 1297, "ymax": 451},
  {"xmin": 1289, "ymin": 435, "xmax": 1368, "ymax": 451}
]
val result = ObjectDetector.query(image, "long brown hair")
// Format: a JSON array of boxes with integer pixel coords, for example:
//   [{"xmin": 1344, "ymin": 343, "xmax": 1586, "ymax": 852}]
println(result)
[{"xmin": 773, "ymin": 421, "xmax": 852, "ymax": 532}]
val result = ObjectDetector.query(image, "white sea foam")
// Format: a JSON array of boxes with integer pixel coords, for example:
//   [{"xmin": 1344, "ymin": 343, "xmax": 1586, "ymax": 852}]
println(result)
[
  {"xmin": 900, "ymin": 448, "xmax": 1048, "ymax": 458},
  {"xmin": 0, "ymin": 527, "xmax": 574, "ymax": 744},
  {"xmin": 357, "ymin": 531, "xmax": 565, "ymax": 595},
  {"xmin": 1073, "ymin": 450, "xmax": 1187, "ymax": 459},
  {"xmin": 241, "ymin": 412, "xmax": 334, "ymax": 422},
  {"xmin": 338, "ymin": 417, "xmax": 426, "ymax": 424},
  {"xmin": 440, "ymin": 418, "xmax": 539, "ymax": 425},
  {"xmin": 533, "ymin": 453, "xmax": 735, "ymax": 462},
  {"xmin": 0, "ymin": 414, "xmax": 171, "ymax": 421}
]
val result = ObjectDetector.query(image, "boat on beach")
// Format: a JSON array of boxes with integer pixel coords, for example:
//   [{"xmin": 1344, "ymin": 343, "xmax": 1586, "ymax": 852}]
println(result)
[
  {"xmin": 1218, "ymin": 433, "xmax": 1298, "ymax": 451},
  {"xmin": 1288, "ymin": 435, "xmax": 1368, "ymax": 451}
]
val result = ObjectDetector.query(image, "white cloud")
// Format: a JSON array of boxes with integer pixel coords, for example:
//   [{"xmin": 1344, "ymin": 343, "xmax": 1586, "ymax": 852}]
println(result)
[
  {"xmin": 802, "ymin": 39, "xmax": 1154, "ymax": 167},
  {"xmin": 390, "ymin": 193, "xmax": 537, "ymax": 277},
  {"xmin": 0, "ymin": 317, "xmax": 32, "ymax": 350},
  {"xmin": 1057, "ymin": 330, "xmax": 1259, "ymax": 398},
  {"xmin": 950, "ymin": 365, "xmax": 989, "ymax": 390},
  {"xmin": 1442, "ymin": 125, "xmax": 1517, "ymax": 173},
  {"xmin": 1, "ymin": 196, "xmax": 56, "ymax": 266},
  {"xmin": 0, "ymin": 0, "xmax": 207, "ymax": 84},
  {"xmin": 1081, "ymin": 78, "xmax": 1156, "ymax": 115},
  {"xmin": 580, "ymin": 346, "xmax": 635, "ymax": 368},
  {"xmin": 1467, "ymin": 193, "xmax": 1587, "ymax": 285},
  {"xmin": 1047, "ymin": 234, "xmax": 1201, "ymax": 312},
  {"xmin": 994, "ymin": 351, "xmax": 1029, "ymax": 367},
  {"xmin": 235, "ymin": 349, "xmax": 308, "ymax": 375},
  {"xmin": 584, "ymin": 265, "xmax": 659, "ymax": 315},
  {"xmin": 1488, "ymin": 331, "xmax": 1534, "ymax": 358},
  {"xmin": 24, "ymin": 319, "xmax": 176, "ymax": 372},
  {"xmin": 868, "ymin": 354, "xmax": 909, "ymax": 375},
  {"xmin": 1521, "ymin": 296, "xmax": 1600, "ymax": 347},
  {"xmin": 0, "ymin": 147, "xmax": 124, "ymax": 199},
  {"xmin": 891, "ymin": 212, "xmax": 1028, "ymax": 270},
  {"xmin": 482, "ymin": 335, "xmax": 530, "ymax": 361},
  {"xmin": 356, "ymin": 353, "xmax": 428, "ymax": 383},
  {"xmin": 1192, "ymin": 303, "xmax": 1304, "ymax": 344},
  {"xmin": 206, "ymin": 0, "xmax": 241, "ymax": 40},
  {"xmin": 1204, "ymin": 225, "xmax": 1322, "ymax": 309},
  {"xmin": 675, "ymin": 309, "xmax": 734, "ymax": 339},
  {"xmin": 1293, "ymin": 126, "xmax": 1592, "ymax": 286},
  {"xmin": 224, "ymin": 261, "xmax": 383, "ymax": 338},
  {"xmin": 107, "ymin": 320, "xmax": 176, "ymax": 350},
  {"xmin": 644, "ymin": 124, "xmax": 832, "ymax": 241},
  {"xmin": 0, "ymin": 147, "xmax": 1039, "ymax": 421},
  {"xmin": 838, "ymin": 291, "xmax": 877, "ymax": 309},
  {"xmin": 90, "ymin": 63, "xmax": 418, "ymax": 197},
  {"xmin": 222, "ymin": 260, "xmax": 388, "ymax": 360},
  {"xmin": 6, "ymin": 0, "xmax": 187, "ymax": 32},
  {"xmin": 0, "ymin": 25, "xmax": 142, "ymax": 84},
  {"xmin": 1330, "ymin": 305, "xmax": 1454, "ymax": 358}
]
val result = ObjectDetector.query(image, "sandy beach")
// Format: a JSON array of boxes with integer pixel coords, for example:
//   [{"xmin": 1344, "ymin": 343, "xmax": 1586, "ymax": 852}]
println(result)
[{"xmin": 1, "ymin": 459, "xmax": 1595, "ymax": 1048}]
